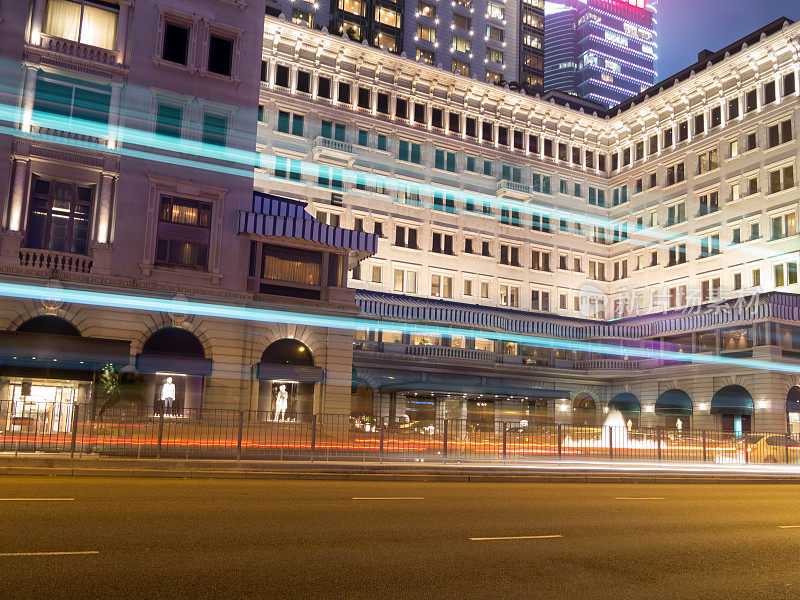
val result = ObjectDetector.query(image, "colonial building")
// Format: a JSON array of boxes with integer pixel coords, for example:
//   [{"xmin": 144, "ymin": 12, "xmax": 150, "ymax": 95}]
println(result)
[
  {"xmin": 257, "ymin": 15, "xmax": 800, "ymax": 433},
  {"xmin": 0, "ymin": 0, "xmax": 376, "ymax": 429},
  {"xmin": 1, "ymin": 5, "xmax": 799, "ymax": 435}
]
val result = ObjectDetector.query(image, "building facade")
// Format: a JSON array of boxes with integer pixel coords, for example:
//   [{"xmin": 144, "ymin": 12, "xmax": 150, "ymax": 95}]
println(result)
[
  {"xmin": 1, "ymin": 5, "xmax": 800, "ymax": 435},
  {"xmin": 0, "ymin": 0, "xmax": 375, "ymax": 426},
  {"xmin": 257, "ymin": 16, "xmax": 800, "ymax": 432},
  {"xmin": 544, "ymin": 0, "xmax": 657, "ymax": 107}
]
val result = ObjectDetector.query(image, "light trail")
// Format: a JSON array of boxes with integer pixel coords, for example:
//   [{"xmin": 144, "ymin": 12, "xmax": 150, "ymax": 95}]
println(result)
[
  {"xmin": 0, "ymin": 97, "xmax": 786, "ymax": 261},
  {"xmin": 1, "ymin": 279, "xmax": 799, "ymax": 375}
]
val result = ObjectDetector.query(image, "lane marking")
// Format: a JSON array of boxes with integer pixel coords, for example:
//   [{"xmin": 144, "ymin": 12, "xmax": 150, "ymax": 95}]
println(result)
[
  {"xmin": 779, "ymin": 525, "xmax": 800, "ymax": 529},
  {"xmin": 0, "ymin": 551, "xmax": 98, "ymax": 557},
  {"xmin": 469, "ymin": 535, "xmax": 563, "ymax": 541},
  {"xmin": 352, "ymin": 497, "xmax": 425, "ymax": 500},
  {"xmin": 0, "ymin": 498, "xmax": 74, "ymax": 502},
  {"xmin": 615, "ymin": 497, "xmax": 665, "ymax": 500}
]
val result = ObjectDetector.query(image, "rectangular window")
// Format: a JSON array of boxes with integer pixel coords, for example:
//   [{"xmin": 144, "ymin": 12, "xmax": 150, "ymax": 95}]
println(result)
[
  {"xmin": 769, "ymin": 166, "xmax": 796, "ymax": 195},
  {"xmin": 162, "ymin": 22, "xmax": 190, "ymax": 65},
  {"xmin": 728, "ymin": 98, "xmax": 740, "ymax": 120},
  {"xmin": 277, "ymin": 111, "xmax": 303, "ymax": 136},
  {"xmin": 784, "ymin": 72, "xmax": 797, "ymax": 96},
  {"xmin": 767, "ymin": 119, "xmax": 793, "ymax": 148},
  {"xmin": 663, "ymin": 127, "xmax": 674, "ymax": 148},
  {"xmin": 34, "ymin": 75, "xmax": 111, "ymax": 127},
  {"xmin": 208, "ymin": 34, "xmax": 234, "ymax": 77},
  {"xmin": 393, "ymin": 269, "xmax": 417, "ymax": 293},
  {"xmin": 25, "ymin": 177, "xmax": 93, "ymax": 255},
  {"xmin": 771, "ymin": 213, "xmax": 798, "ymax": 239},
  {"xmin": 394, "ymin": 225, "xmax": 418, "ymax": 249},
  {"xmin": 375, "ymin": 6, "xmax": 401, "ymax": 27},
  {"xmin": 745, "ymin": 89, "xmax": 757, "ymax": 113},
  {"xmin": 155, "ymin": 196, "xmax": 212, "ymax": 269},
  {"xmin": 431, "ymin": 274, "xmax": 453, "ymax": 298},
  {"xmin": 202, "ymin": 113, "xmax": 227, "ymax": 146},
  {"xmin": 697, "ymin": 148, "xmax": 718, "ymax": 174},
  {"xmin": 499, "ymin": 284, "xmax": 519, "ymax": 307},
  {"xmin": 155, "ymin": 103, "xmax": 182, "ymax": 138}
]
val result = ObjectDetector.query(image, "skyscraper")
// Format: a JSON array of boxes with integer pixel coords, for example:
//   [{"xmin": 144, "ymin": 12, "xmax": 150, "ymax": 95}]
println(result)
[
  {"xmin": 544, "ymin": 0, "xmax": 657, "ymax": 107},
  {"xmin": 268, "ymin": 0, "xmax": 544, "ymax": 93}
]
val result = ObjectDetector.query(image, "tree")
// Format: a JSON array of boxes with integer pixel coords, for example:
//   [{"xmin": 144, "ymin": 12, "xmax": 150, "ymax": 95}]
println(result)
[{"xmin": 98, "ymin": 364, "xmax": 147, "ymax": 416}]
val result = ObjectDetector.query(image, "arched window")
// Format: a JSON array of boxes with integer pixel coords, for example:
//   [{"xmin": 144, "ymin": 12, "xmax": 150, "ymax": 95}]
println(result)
[
  {"xmin": 17, "ymin": 316, "xmax": 80, "ymax": 337},
  {"xmin": 261, "ymin": 338, "xmax": 313, "ymax": 366}
]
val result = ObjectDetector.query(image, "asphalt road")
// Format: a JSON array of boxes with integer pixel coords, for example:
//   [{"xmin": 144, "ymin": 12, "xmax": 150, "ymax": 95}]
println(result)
[{"xmin": 1, "ymin": 478, "xmax": 800, "ymax": 599}]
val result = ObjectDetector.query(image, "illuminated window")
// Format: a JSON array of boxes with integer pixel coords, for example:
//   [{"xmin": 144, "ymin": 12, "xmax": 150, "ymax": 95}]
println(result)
[
  {"xmin": 338, "ymin": 21, "xmax": 362, "ymax": 40},
  {"xmin": 376, "ymin": 31, "xmax": 397, "ymax": 52},
  {"xmin": 486, "ymin": 2, "xmax": 505, "ymax": 20},
  {"xmin": 452, "ymin": 59, "xmax": 470, "ymax": 76},
  {"xmin": 452, "ymin": 36, "xmax": 470, "ymax": 53},
  {"xmin": 418, "ymin": 0, "xmax": 436, "ymax": 18},
  {"xmin": 486, "ymin": 48, "xmax": 503, "ymax": 65},
  {"xmin": 43, "ymin": 0, "xmax": 118, "ymax": 50},
  {"xmin": 339, "ymin": 0, "xmax": 365, "ymax": 16},
  {"xmin": 416, "ymin": 25, "xmax": 435, "ymax": 42},
  {"xmin": 416, "ymin": 47, "xmax": 434, "ymax": 65},
  {"xmin": 375, "ymin": 6, "xmax": 401, "ymax": 28},
  {"xmin": 25, "ymin": 177, "xmax": 93, "ymax": 255},
  {"xmin": 291, "ymin": 8, "xmax": 313, "ymax": 28},
  {"xmin": 156, "ymin": 196, "xmax": 212, "ymax": 270}
]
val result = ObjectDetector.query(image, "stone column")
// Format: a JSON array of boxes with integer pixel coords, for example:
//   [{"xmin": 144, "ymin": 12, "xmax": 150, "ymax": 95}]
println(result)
[
  {"xmin": 20, "ymin": 65, "xmax": 38, "ymax": 133},
  {"xmin": 29, "ymin": 0, "xmax": 47, "ymax": 45},
  {"xmin": 95, "ymin": 172, "xmax": 116, "ymax": 245},
  {"xmin": 7, "ymin": 156, "xmax": 30, "ymax": 231},
  {"xmin": 116, "ymin": 2, "xmax": 131, "ymax": 64},
  {"xmin": 106, "ymin": 82, "xmax": 123, "ymax": 149}
]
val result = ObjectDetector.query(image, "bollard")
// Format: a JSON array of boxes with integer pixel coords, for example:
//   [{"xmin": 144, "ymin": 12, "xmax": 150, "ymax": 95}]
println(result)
[
  {"xmin": 69, "ymin": 404, "xmax": 79, "ymax": 459},
  {"xmin": 310, "ymin": 414, "xmax": 317, "ymax": 462},
  {"xmin": 156, "ymin": 407, "xmax": 165, "ymax": 459},
  {"xmin": 442, "ymin": 419, "xmax": 448, "ymax": 462},
  {"xmin": 608, "ymin": 426, "xmax": 613, "ymax": 461},
  {"xmin": 557, "ymin": 424, "xmax": 562, "ymax": 459},
  {"xmin": 656, "ymin": 427, "xmax": 662, "ymax": 461},
  {"xmin": 379, "ymin": 418, "xmax": 385, "ymax": 464},
  {"xmin": 502, "ymin": 422, "xmax": 508, "ymax": 463},
  {"xmin": 236, "ymin": 411, "xmax": 244, "ymax": 461},
  {"xmin": 702, "ymin": 430, "xmax": 707, "ymax": 462}
]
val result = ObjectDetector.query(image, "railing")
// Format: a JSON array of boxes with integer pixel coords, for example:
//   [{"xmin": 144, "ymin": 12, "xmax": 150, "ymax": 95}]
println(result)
[
  {"xmin": 405, "ymin": 344, "xmax": 499, "ymax": 361},
  {"xmin": 573, "ymin": 359, "xmax": 640, "ymax": 370},
  {"xmin": 314, "ymin": 136, "xmax": 355, "ymax": 154},
  {"xmin": 35, "ymin": 33, "xmax": 120, "ymax": 65},
  {"xmin": 2, "ymin": 401, "xmax": 797, "ymax": 465},
  {"xmin": 19, "ymin": 249, "xmax": 93, "ymax": 273},
  {"xmin": 497, "ymin": 180, "xmax": 532, "ymax": 195}
]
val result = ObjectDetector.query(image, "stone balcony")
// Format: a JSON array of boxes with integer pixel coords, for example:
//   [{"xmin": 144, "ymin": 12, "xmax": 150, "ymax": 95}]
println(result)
[
  {"xmin": 24, "ymin": 34, "xmax": 126, "ymax": 79},
  {"xmin": 312, "ymin": 136, "xmax": 356, "ymax": 167},
  {"xmin": 496, "ymin": 179, "xmax": 532, "ymax": 200},
  {"xmin": 19, "ymin": 248, "xmax": 93, "ymax": 274}
]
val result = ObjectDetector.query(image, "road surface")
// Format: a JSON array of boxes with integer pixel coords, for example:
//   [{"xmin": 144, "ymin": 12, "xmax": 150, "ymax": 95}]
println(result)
[{"xmin": 1, "ymin": 477, "xmax": 799, "ymax": 599}]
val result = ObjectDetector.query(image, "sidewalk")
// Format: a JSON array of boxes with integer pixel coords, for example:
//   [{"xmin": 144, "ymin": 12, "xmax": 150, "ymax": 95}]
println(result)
[{"xmin": 3, "ymin": 453, "xmax": 800, "ymax": 483}]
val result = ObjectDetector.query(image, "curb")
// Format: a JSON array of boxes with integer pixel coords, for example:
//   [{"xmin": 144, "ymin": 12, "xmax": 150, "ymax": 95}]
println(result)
[{"xmin": 2, "ymin": 464, "xmax": 800, "ymax": 484}]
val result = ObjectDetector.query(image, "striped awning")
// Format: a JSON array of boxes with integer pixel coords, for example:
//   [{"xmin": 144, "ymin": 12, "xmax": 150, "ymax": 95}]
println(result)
[{"xmin": 240, "ymin": 193, "xmax": 378, "ymax": 261}]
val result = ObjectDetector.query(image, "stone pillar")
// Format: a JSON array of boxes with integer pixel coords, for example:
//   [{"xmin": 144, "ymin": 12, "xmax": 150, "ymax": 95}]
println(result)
[
  {"xmin": 95, "ymin": 172, "xmax": 116, "ymax": 245},
  {"xmin": 29, "ymin": 0, "xmax": 47, "ymax": 45},
  {"xmin": 116, "ymin": 2, "xmax": 131, "ymax": 64},
  {"xmin": 20, "ymin": 65, "xmax": 38, "ymax": 134},
  {"xmin": 311, "ymin": 72, "xmax": 319, "ymax": 99},
  {"xmin": 106, "ymin": 82, "xmax": 123, "ymax": 149},
  {"xmin": 6, "ymin": 156, "xmax": 29, "ymax": 231}
]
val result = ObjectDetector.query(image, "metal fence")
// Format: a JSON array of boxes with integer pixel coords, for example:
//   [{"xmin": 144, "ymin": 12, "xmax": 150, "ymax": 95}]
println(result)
[{"xmin": 1, "ymin": 401, "xmax": 798, "ymax": 465}]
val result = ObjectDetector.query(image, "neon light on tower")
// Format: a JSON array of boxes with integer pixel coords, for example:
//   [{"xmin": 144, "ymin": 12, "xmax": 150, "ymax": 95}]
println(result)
[{"xmin": 544, "ymin": 0, "xmax": 657, "ymax": 107}]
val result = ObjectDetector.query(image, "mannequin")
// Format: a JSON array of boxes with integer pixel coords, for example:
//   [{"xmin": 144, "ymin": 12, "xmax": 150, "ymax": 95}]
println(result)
[
  {"xmin": 274, "ymin": 384, "xmax": 288, "ymax": 421},
  {"xmin": 161, "ymin": 377, "xmax": 176, "ymax": 416}
]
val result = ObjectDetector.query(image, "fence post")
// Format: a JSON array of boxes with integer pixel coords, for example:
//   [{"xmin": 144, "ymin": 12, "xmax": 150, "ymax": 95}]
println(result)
[
  {"xmin": 702, "ymin": 430, "xmax": 707, "ymax": 462},
  {"xmin": 442, "ymin": 419, "xmax": 448, "ymax": 463},
  {"xmin": 69, "ymin": 403, "xmax": 79, "ymax": 459},
  {"xmin": 656, "ymin": 427, "xmax": 662, "ymax": 461},
  {"xmin": 156, "ymin": 407, "xmax": 165, "ymax": 459},
  {"xmin": 786, "ymin": 434, "xmax": 791, "ymax": 464},
  {"xmin": 502, "ymin": 421, "xmax": 508, "ymax": 464},
  {"xmin": 310, "ymin": 414, "xmax": 317, "ymax": 462},
  {"xmin": 608, "ymin": 426, "xmax": 613, "ymax": 461},
  {"xmin": 379, "ymin": 418, "xmax": 384, "ymax": 464},
  {"xmin": 236, "ymin": 411, "xmax": 244, "ymax": 461},
  {"xmin": 557, "ymin": 424, "xmax": 562, "ymax": 459}
]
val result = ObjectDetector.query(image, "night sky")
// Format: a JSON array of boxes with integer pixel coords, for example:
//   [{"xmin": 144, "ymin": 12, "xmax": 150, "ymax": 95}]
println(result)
[{"xmin": 656, "ymin": 0, "xmax": 800, "ymax": 79}]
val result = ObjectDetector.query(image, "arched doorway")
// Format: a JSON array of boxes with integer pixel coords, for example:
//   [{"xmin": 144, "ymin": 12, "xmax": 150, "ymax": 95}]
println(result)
[
  {"xmin": 788, "ymin": 387, "xmax": 800, "ymax": 434},
  {"xmin": 4, "ymin": 316, "xmax": 129, "ymax": 432},
  {"xmin": 655, "ymin": 389, "xmax": 692, "ymax": 429},
  {"xmin": 256, "ymin": 339, "xmax": 320, "ymax": 420},
  {"xmin": 137, "ymin": 328, "xmax": 211, "ymax": 416},
  {"xmin": 608, "ymin": 393, "xmax": 641, "ymax": 428},
  {"xmin": 712, "ymin": 385, "xmax": 753, "ymax": 433},
  {"xmin": 573, "ymin": 393, "xmax": 598, "ymax": 427},
  {"xmin": 17, "ymin": 316, "xmax": 80, "ymax": 336}
]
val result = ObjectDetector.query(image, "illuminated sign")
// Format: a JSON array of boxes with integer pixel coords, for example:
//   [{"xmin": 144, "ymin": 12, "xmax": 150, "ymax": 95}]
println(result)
[{"xmin": 614, "ymin": 0, "xmax": 646, "ymax": 8}]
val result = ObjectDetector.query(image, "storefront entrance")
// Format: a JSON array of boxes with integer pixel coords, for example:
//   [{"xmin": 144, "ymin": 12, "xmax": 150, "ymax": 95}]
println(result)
[{"xmin": 4, "ymin": 379, "xmax": 87, "ymax": 433}]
